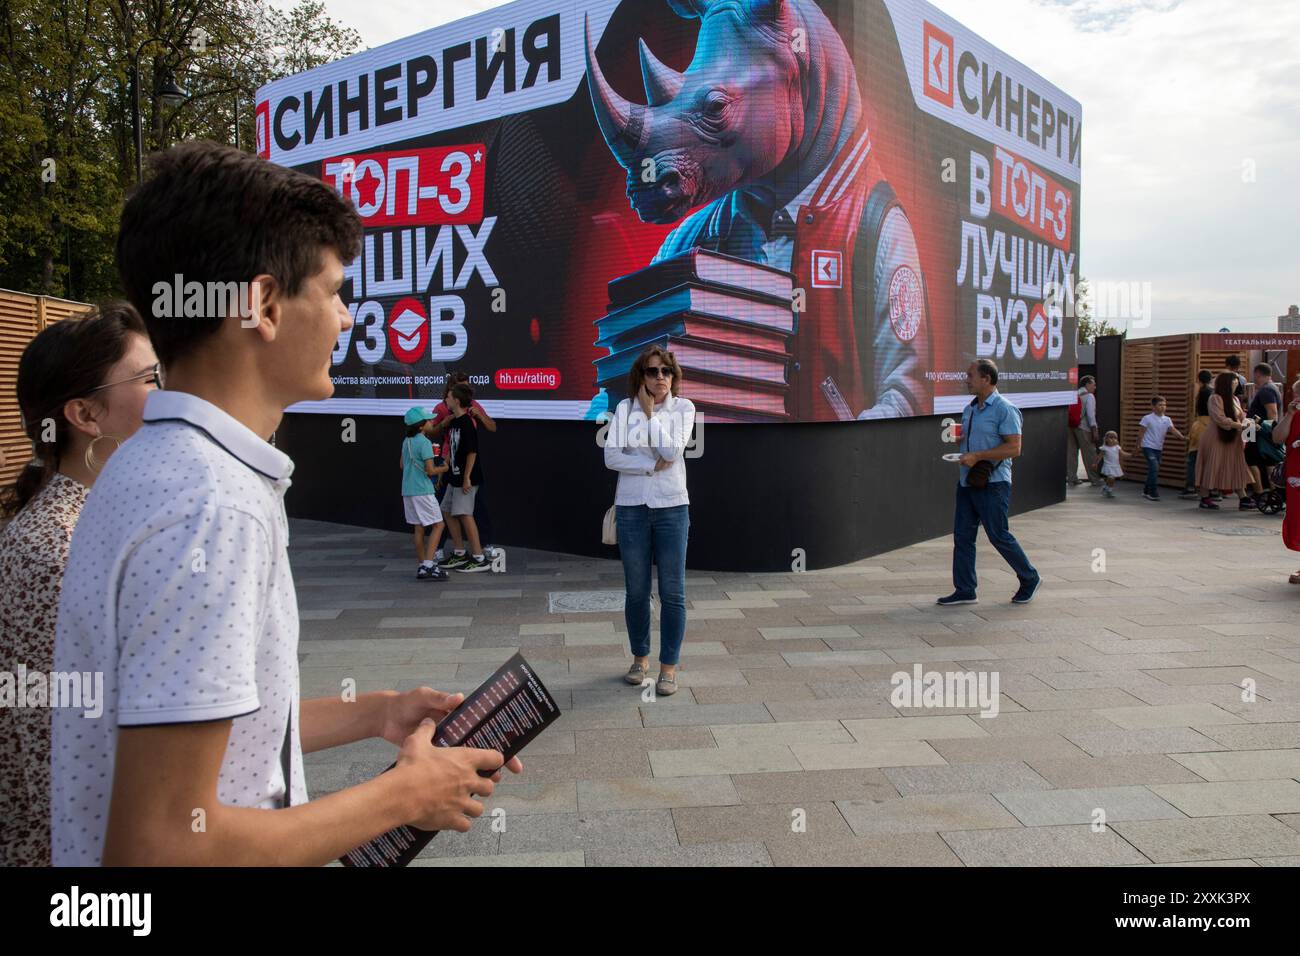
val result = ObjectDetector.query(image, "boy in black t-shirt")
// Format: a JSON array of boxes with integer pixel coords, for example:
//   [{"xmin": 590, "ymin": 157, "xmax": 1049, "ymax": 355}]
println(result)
[{"xmin": 438, "ymin": 383, "xmax": 490, "ymax": 572}]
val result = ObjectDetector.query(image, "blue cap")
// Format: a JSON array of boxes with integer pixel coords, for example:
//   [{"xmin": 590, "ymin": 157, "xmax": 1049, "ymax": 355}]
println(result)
[{"xmin": 404, "ymin": 407, "xmax": 432, "ymax": 426}]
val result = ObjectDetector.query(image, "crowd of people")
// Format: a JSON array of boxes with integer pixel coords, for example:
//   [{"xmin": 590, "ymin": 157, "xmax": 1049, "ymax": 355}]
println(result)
[{"xmin": 1067, "ymin": 358, "xmax": 1300, "ymax": 582}]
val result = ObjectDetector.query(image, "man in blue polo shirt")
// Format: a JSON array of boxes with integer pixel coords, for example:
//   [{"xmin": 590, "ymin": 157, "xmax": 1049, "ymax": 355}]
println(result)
[{"xmin": 937, "ymin": 359, "xmax": 1041, "ymax": 606}]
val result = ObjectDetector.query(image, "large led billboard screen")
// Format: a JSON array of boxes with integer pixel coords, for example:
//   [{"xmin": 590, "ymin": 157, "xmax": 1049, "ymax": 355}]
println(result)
[{"xmin": 257, "ymin": 0, "xmax": 1082, "ymax": 422}]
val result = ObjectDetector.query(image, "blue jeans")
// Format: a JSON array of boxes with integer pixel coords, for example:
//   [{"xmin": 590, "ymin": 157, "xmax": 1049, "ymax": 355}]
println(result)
[
  {"xmin": 1143, "ymin": 448, "xmax": 1162, "ymax": 496},
  {"xmin": 1185, "ymin": 451, "xmax": 1197, "ymax": 492},
  {"xmin": 616, "ymin": 504, "xmax": 689, "ymax": 665},
  {"xmin": 952, "ymin": 482, "xmax": 1038, "ymax": 596}
]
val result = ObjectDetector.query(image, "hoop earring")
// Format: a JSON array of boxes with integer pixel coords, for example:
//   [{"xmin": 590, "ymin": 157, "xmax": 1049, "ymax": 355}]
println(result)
[{"xmin": 84, "ymin": 434, "xmax": 121, "ymax": 473}]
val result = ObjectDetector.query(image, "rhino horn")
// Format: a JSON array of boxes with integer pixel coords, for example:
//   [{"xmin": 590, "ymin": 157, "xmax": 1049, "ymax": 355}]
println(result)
[
  {"xmin": 584, "ymin": 14, "xmax": 647, "ymax": 169},
  {"xmin": 638, "ymin": 38, "xmax": 685, "ymax": 106}
]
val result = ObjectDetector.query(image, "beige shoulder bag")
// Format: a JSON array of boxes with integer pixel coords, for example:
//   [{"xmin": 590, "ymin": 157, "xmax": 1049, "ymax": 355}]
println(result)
[{"xmin": 602, "ymin": 400, "xmax": 626, "ymax": 545}]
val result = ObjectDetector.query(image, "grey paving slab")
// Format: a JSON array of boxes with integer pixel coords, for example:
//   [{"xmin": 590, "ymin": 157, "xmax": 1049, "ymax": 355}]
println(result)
[
  {"xmin": 639, "ymin": 702, "xmax": 774, "ymax": 727},
  {"xmin": 939, "ymin": 825, "xmax": 1149, "ymax": 866},
  {"xmin": 929, "ymin": 734, "xmax": 1090, "ymax": 764},
  {"xmin": 496, "ymin": 809, "xmax": 678, "ymax": 854},
  {"xmin": 411, "ymin": 851, "xmax": 585, "ymax": 867},
  {"xmin": 764, "ymin": 832, "xmax": 963, "ymax": 866},
  {"xmin": 484, "ymin": 781, "xmax": 578, "ymax": 815},
  {"xmin": 1112, "ymin": 815, "xmax": 1300, "ymax": 863},
  {"xmin": 649, "ymin": 745, "xmax": 801, "ymax": 777},
  {"xmin": 709, "ymin": 720, "xmax": 854, "ymax": 748},
  {"xmin": 573, "ymin": 726, "xmax": 717, "ymax": 754},
  {"xmin": 585, "ymin": 843, "xmax": 771, "ymax": 867},
  {"xmin": 671, "ymin": 802, "xmax": 854, "ymax": 846},
  {"xmin": 842, "ymin": 715, "xmax": 989, "ymax": 742},
  {"xmin": 836, "ymin": 793, "xmax": 1021, "ymax": 835},
  {"xmin": 883, "ymin": 760, "xmax": 1052, "ymax": 796},
  {"xmin": 1066, "ymin": 727, "xmax": 1229, "ymax": 757},
  {"xmin": 764, "ymin": 698, "xmax": 901, "ymax": 722},
  {"xmin": 730, "ymin": 769, "xmax": 899, "ymax": 805},
  {"xmin": 1169, "ymin": 748, "xmax": 1300, "ymax": 781},
  {"xmin": 758, "ymin": 625, "xmax": 861, "ymax": 641},
  {"xmin": 791, "ymin": 740, "xmax": 947, "ymax": 771},
  {"xmin": 1094, "ymin": 702, "xmax": 1246, "ymax": 729},
  {"xmin": 577, "ymin": 776, "xmax": 741, "ymax": 812},
  {"xmin": 992, "ymin": 785, "xmax": 1184, "ymax": 826},
  {"xmin": 1196, "ymin": 722, "xmax": 1300, "ymax": 750},
  {"xmin": 1147, "ymin": 779, "xmax": 1300, "ymax": 816},
  {"xmin": 1026, "ymin": 754, "xmax": 1205, "ymax": 789}
]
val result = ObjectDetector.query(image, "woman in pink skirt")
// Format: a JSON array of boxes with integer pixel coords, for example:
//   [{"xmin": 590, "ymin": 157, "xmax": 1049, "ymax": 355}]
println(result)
[{"xmin": 1194, "ymin": 372, "xmax": 1254, "ymax": 510}]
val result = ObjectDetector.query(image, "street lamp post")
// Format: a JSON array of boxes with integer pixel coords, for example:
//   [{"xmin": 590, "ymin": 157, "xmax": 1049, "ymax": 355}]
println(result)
[{"xmin": 130, "ymin": 38, "xmax": 188, "ymax": 183}]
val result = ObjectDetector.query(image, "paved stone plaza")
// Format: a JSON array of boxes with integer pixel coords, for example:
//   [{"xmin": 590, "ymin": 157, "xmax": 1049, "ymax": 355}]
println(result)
[{"xmin": 298, "ymin": 484, "xmax": 1300, "ymax": 866}]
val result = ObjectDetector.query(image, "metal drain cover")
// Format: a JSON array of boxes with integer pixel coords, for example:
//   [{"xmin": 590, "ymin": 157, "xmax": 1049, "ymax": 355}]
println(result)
[{"xmin": 548, "ymin": 590, "xmax": 626, "ymax": 612}]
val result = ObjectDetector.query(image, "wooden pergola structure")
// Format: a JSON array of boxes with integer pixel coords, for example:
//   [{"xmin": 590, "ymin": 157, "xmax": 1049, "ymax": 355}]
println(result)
[{"xmin": 1117, "ymin": 332, "xmax": 1300, "ymax": 489}]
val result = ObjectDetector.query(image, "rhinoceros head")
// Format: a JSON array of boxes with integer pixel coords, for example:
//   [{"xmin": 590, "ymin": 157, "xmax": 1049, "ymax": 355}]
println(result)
[{"xmin": 586, "ymin": 0, "xmax": 804, "ymax": 224}]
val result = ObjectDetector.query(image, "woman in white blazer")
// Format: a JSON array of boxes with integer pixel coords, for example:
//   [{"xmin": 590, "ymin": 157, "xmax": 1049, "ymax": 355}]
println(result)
[{"xmin": 603, "ymin": 346, "xmax": 694, "ymax": 696}]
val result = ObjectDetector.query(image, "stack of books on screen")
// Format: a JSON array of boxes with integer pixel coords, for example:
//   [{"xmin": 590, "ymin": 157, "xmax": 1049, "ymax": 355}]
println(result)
[{"xmin": 594, "ymin": 248, "xmax": 797, "ymax": 422}]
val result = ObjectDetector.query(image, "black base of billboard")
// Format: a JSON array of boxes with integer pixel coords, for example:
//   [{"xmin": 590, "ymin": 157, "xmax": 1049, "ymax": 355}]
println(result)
[{"xmin": 275, "ymin": 407, "xmax": 1066, "ymax": 572}]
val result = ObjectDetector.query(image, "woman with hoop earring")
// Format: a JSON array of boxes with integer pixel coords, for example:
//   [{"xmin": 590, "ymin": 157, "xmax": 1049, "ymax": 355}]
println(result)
[{"xmin": 0, "ymin": 303, "xmax": 158, "ymax": 865}]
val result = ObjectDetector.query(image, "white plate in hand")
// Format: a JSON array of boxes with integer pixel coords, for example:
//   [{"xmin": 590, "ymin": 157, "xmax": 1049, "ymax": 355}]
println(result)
[{"xmin": 942, "ymin": 453, "xmax": 964, "ymax": 462}]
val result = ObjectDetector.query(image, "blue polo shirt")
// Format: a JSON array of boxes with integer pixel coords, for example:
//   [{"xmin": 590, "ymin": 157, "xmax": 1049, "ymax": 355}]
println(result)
[{"xmin": 960, "ymin": 389, "xmax": 1022, "ymax": 487}]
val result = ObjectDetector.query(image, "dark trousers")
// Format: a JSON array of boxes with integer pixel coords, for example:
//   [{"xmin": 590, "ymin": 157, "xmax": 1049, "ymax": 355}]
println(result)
[{"xmin": 952, "ymin": 482, "xmax": 1038, "ymax": 596}]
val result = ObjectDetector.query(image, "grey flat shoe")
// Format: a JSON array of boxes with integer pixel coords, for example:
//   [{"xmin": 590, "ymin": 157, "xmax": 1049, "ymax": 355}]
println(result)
[
  {"xmin": 625, "ymin": 661, "xmax": 649, "ymax": 685},
  {"xmin": 656, "ymin": 671, "xmax": 679, "ymax": 696}
]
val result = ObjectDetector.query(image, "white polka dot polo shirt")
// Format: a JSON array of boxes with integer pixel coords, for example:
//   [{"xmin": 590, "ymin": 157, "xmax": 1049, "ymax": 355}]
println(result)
[{"xmin": 52, "ymin": 389, "xmax": 306, "ymax": 865}]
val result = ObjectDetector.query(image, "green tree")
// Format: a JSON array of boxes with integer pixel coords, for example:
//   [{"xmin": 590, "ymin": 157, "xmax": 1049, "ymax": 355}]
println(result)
[
  {"xmin": 1075, "ymin": 276, "xmax": 1122, "ymax": 345},
  {"xmin": 0, "ymin": 0, "xmax": 361, "ymax": 302}
]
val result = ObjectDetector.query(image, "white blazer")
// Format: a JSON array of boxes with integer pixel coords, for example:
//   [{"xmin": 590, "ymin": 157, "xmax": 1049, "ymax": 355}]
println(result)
[{"xmin": 603, "ymin": 392, "xmax": 694, "ymax": 508}]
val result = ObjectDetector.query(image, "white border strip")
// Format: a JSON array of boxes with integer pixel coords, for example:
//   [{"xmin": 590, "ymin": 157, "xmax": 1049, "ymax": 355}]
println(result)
[
  {"xmin": 933, "ymin": 390, "xmax": 1075, "ymax": 414},
  {"xmin": 286, "ymin": 398, "xmax": 595, "ymax": 419},
  {"xmin": 289, "ymin": 393, "xmax": 1076, "ymax": 419}
]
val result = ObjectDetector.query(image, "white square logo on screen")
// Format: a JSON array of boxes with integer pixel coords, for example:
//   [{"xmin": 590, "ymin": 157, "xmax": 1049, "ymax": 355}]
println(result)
[{"xmin": 811, "ymin": 250, "xmax": 842, "ymax": 289}]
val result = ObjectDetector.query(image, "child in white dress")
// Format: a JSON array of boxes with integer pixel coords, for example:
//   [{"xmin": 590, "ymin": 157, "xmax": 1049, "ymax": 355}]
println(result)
[{"xmin": 1095, "ymin": 431, "xmax": 1131, "ymax": 498}]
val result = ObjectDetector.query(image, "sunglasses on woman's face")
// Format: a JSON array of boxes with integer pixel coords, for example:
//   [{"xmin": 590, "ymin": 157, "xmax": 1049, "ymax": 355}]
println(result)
[
  {"xmin": 85, "ymin": 362, "xmax": 164, "ymax": 394},
  {"xmin": 644, "ymin": 366, "xmax": 674, "ymax": 379}
]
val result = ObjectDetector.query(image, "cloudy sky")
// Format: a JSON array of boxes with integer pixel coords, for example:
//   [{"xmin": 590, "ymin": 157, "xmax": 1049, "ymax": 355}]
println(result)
[{"xmin": 275, "ymin": 0, "xmax": 1300, "ymax": 336}]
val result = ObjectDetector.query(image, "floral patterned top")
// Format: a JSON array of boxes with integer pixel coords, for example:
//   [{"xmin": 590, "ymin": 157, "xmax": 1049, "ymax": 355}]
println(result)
[{"xmin": 0, "ymin": 472, "xmax": 88, "ymax": 866}]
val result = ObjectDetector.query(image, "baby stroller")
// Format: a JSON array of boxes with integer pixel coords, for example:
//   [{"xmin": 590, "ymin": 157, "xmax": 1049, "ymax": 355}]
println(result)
[{"xmin": 1255, "ymin": 425, "xmax": 1287, "ymax": 515}]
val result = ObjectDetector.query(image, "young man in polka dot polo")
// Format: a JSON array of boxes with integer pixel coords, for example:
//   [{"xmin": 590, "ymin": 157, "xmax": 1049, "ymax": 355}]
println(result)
[{"xmin": 51, "ymin": 141, "xmax": 521, "ymax": 866}]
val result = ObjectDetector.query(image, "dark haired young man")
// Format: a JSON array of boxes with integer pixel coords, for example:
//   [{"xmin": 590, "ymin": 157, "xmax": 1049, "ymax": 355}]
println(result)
[
  {"xmin": 439, "ymin": 383, "xmax": 490, "ymax": 573},
  {"xmin": 937, "ymin": 359, "xmax": 1040, "ymax": 607},
  {"xmin": 1244, "ymin": 362, "xmax": 1282, "ymax": 502},
  {"xmin": 1224, "ymin": 354, "xmax": 1247, "ymax": 399},
  {"xmin": 52, "ymin": 141, "xmax": 518, "ymax": 866}
]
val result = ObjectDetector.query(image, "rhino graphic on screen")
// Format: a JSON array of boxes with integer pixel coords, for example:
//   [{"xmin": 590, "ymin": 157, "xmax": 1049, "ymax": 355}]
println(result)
[{"xmin": 586, "ymin": 0, "xmax": 933, "ymax": 421}]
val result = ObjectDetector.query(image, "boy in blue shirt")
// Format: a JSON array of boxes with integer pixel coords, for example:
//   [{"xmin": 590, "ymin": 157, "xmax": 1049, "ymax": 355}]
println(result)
[{"xmin": 401, "ymin": 407, "xmax": 449, "ymax": 580}]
